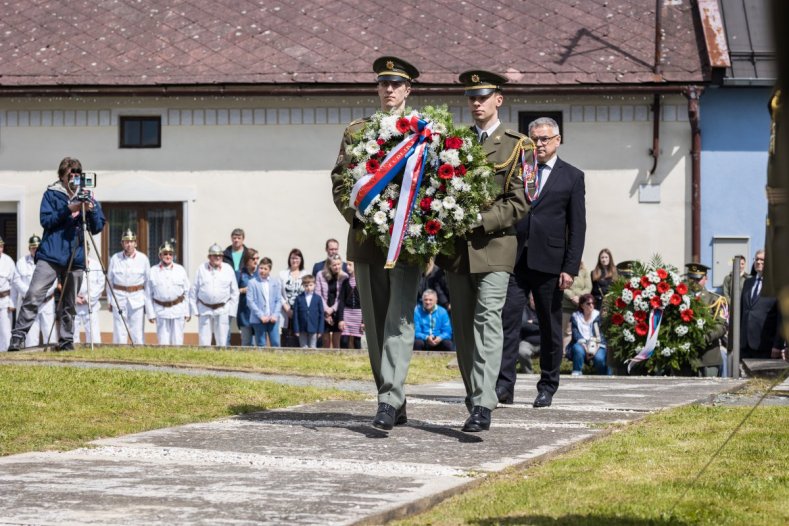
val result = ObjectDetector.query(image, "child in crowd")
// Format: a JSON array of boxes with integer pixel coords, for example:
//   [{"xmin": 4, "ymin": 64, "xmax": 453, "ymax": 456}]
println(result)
[
  {"xmin": 247, "ymin": 257, "xmax": 282, "ymax": 347},
  {"xmin": 337, "ymin": 261, "xmax": 364, "ymax": 349},
  {"xmin": 293, "ymin": 274, "xmax": 324, "ymax": 348}
]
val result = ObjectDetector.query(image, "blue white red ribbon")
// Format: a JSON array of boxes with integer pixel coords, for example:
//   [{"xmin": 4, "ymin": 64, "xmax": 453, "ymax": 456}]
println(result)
[
  {"xmin": 627, "ymin": 308, "xmax": 663, "ymax": 373},
  {"xmin": 522, "ymin": 148, "xmax": 539, "ymax": 203},
  {"xmin": 349, "ymin": 115, "xmax": 433, "ymax": 268}
]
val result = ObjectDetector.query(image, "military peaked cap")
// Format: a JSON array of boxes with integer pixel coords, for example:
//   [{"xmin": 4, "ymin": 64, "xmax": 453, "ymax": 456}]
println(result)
[{"xmin": 373, "ymin": 56, "xmax": 419, "ymax": 83}]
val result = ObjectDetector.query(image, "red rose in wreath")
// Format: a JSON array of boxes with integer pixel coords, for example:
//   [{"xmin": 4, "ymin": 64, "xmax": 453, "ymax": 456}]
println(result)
[
  {"xmin": 657, "ymin": 281, "xmax": 670, "ymax": 294},
  {"xmin": 611, "ymin": 313, "xmax": 624, "ymax": 326},
  {"xmin": 676, "ymin": 282, "xmax": 688, "ymax": 295},
  {"xmin": 635, "ymin": 321, "xmax": 649, "ymax": 337},
  {"xmin": 680, "ymin": 309, "xmax": 694, "ymax": 322},
  {"xmin": 444, "ymin": 136, "xmax": 463, "ymax": 149}
]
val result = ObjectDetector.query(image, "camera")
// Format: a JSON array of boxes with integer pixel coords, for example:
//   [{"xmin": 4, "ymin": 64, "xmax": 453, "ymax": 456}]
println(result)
[{"xmin": 69, "ymin": 170, "xmax": 97, "ymax": 202}]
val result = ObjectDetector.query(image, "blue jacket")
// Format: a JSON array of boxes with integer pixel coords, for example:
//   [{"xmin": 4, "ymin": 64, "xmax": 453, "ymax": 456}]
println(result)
[
  {"xmin": 37, "ymin": 181, "xmax": 105, "ymax": 270},
  {"xmin": 293, "ymin": 292, "xmax": 324, "ymax": 334},
  {"xmin": 236, "ymin": 268, "xmax": 256, "ymax": 327},
  {"xmin": 247, "ymin": 275, "xmax": 282, "ymax": 324},
  {"xmin": 414, "ymin": 304, "xmax": 453, "ymax": 341}
]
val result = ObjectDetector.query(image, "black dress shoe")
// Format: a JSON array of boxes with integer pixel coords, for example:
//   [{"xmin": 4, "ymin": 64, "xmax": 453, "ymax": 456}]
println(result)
[
  {"xmin": 7, "ymin": 334, "xmax": 24, "ymax": 352},
  {"xmin": 56, "ymin": 341, "xmax": 75, "ymax": 352},
  {"xmin": 496, "ymin": 386, "xmax": 514, "ymax": 405},
  {"xmin": 462, "ymin": 406, "xmax": 491, "ymax": 432},
  {"xmin": 394, "ymin": 399, "xmax": 407, "ymax": 426},
  {"xmin": 372, "ymin": 403, "xmax": 397, "ymax": 430},
  {"xmin": 533, "ymin": 391, "xmax": 553, "ymax": 408}
]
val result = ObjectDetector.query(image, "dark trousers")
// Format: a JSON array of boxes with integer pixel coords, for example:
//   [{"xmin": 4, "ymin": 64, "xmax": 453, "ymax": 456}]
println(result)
[
  {"xmin": 413, "ymin": 338, "xmax": 454, "ymax": 352},
  {"xmin": 497, "ymin": 257, "xmax": 563, "ymax": 396},
  {"xmin": 13, "ymin": 260, "xmax": 83, "ymax": 346}
]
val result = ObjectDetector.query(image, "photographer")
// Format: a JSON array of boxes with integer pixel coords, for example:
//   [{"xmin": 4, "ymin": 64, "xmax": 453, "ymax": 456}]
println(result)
[
  {"xmin": 565, "ymin": 292, "xmax": 607, "ymax": 375},
  {"xmin": 8, "ymin": 157, "xmax": 105, "ymax": 351}
]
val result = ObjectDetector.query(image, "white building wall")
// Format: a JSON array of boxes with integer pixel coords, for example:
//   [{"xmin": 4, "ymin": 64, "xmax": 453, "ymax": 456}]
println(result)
[{"xmin": 0, "ymin": 93, "xmax": 692, "ymax": 339}]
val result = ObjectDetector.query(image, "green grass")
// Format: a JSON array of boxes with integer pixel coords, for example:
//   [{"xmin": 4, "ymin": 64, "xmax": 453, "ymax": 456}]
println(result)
[
  {"xmin": 0, "ymin": 363, "xmax": 363, "ymax": 457},
  {"xmin": 0, "ymin": 345, "xmax": 458, "ymax": 384},
  {"xmin": 395, "ymin": 404, "xmax": 789, "ymax": 526}
]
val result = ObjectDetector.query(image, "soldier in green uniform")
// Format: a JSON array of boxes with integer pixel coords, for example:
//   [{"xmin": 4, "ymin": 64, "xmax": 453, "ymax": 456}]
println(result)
[
  {"xmin": 330, "ymin": 56, "xmax": 421, "ymax": 431},
  {"xmin": 436, "ymin": 71, "xmax": 533, "ymax": 432},
  {"xmin": 685, "ymin": 263, "xmax": 729, "ymax": 376}
]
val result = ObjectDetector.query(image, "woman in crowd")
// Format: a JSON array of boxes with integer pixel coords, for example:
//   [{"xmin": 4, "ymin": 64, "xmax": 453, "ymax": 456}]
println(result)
[
  {"xmin": 566, "ymin": 292, "xmax": 607, "ymax": 375},
  {"xmin": 562, "ymin": 259, "xmax": 591, "ymax": 350},
  {"xmin": 279, "ymin": 248, "xmax": 307, "ymax": 347},
  {"xmin": 337, "ymin": 260, "xmax": 363, "ymax": 349},
  {"xmin": 315, "ymin": 254, "xmax": 347, "ymax": 349},
  {"xmin": 236, "ymin": 248, "xmax": 259, "ymax": 346},
  {"xmin": 591, "ymin": 248, "xmax": 617, "ymax": 310}
]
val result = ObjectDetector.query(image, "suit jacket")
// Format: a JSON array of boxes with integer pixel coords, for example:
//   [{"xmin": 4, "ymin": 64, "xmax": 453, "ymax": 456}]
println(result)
[
  {"xmin": 247, "ymin": 276, "xmax": 283, "ymax": 323},
  {"xmin": 293, "ymin": 293, "xmax": 325, "ymax": 334},
  {"xmin": 740, "ymin": 275, "xmax": 783, "ymax": 355},
  {"xmin": 436, "ymin": 128, "xmax": 532, "ymax": 274},
  {"xmin": 516, "ymin": 156, "xmax": 586, "ymax": 276}
]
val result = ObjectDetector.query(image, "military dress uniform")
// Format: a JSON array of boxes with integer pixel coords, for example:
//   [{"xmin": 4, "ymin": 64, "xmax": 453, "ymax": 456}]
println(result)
[
  {"xmin": 13, "ymin": 235, "xmax": 57, "ymax": 346},
  {"xmin": 686, "ymin": 264, "xmax": 729, "ymax": 377},
  {"xmin": 74, "ymin": 256, "xmax": 104, "ymax": 344},
  {"xmin": 145, "ymin": 242, "xmax": 191, "ymax": 346},
  {"xmin": 107, "ymin": 229, "xmax": 150, "ymax": 344},
  {"xmin": 190, "ymin": 244, "xmax": 239, "ymax": 347},
  {"xmin": 0, "ymin": 237, "xmax": 17, "ymax": 352},
  {"xmin": 436, "ymin": 71, "xmax": 532, "ymax": 418},
  {"xmin": 330, "ymin": 56, "xmax": 421, "ymax": 428}
]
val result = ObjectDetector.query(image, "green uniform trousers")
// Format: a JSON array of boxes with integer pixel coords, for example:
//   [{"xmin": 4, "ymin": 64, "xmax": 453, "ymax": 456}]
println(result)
[
  {"xmin": 446, "ymin": 270, "xmax": 509, "ymax": 411},
  {"xmin": 355, "ymin": 261, "xmax": 420, "ymax": 409}
]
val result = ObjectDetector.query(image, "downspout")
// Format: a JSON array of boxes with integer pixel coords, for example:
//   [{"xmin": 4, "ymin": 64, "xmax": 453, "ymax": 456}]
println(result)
[
  {"xmin": 687, "ymin": 86, "xmax": 703, "ymax": 263},
  {"xmin": 648, "ymin": 0, "xmax": 663, "ymax": 175}
]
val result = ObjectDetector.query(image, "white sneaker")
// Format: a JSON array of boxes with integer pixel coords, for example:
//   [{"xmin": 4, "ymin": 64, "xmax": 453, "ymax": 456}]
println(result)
[{"xmin": 571, "ymin": 370, "xmax": 582, "ymax": 376}]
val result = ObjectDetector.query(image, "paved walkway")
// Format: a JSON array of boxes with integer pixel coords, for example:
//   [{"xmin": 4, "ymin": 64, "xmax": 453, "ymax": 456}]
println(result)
[{"xmin": 0, "ymin": 369, "xmax": 743, "ymax": 525}]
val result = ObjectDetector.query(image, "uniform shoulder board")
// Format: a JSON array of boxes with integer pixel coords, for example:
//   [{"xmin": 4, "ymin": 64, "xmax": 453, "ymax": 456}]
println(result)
[{"xmin": 504, "ymin": 129, "xmax": 527, "ymax": 140}]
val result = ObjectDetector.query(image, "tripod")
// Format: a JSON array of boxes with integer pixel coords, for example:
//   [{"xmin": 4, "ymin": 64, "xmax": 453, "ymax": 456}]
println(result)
[{"xmin": 43, "ymin": 196, "xmax": 134, "ymax": 351}]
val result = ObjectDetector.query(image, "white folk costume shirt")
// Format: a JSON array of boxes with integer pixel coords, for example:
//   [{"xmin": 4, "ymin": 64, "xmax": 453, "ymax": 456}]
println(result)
[
  {"xmin": 145, "ymin": 262, "xmax": 191, "ymax": 320},
  {"xmin": 76, "ymin": 257, "xmax": 104, "ymax": 312},
  {"xmin": 0, "ymin": 253, "xmax": 17, "ymax": 310},
  {"xmin": 13, "ymin": 254, "xmax": 56, "ymax": 309},
  {"xmin": 189, "ymin": 261, "xmax": 239, "ymax": 317},
  {"xmin": 106, "ymin": 250, "xmax": 150, "ymax": 311}
]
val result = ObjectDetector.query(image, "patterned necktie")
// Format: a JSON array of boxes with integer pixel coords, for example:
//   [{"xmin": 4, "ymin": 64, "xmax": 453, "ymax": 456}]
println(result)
[{"xmin": 479, "ymin": 131, "xmax": 488, "ymax": 144}]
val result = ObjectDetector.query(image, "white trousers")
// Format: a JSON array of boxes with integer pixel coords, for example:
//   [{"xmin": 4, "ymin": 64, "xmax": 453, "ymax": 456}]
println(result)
[
  {"xmin": 25, "ymin": 302, "xmax": 56, "ymax": 346},
  {"xmin": 156, "ymin": 317, "xmax": 186, "ymax": 346},
  {"xmin": 198, "ymin": 314, "xmax": 229, "ymax": 347},
  {"xmin": 0, "ymin": 308, "xmax": 11, "ymax": 351},
  {"xmin": 74, "ymin": 305, "xmax": 101, "ymax": 344},
  {"xmin": 112, "ymin": 305, "xmax": 145, "ymax": 345}
]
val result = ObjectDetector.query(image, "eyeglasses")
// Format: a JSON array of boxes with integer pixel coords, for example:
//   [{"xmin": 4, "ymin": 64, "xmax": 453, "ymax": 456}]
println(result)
[{"xmin": 530, "ymin": 134, "xmax": 558, "ymax": 144}]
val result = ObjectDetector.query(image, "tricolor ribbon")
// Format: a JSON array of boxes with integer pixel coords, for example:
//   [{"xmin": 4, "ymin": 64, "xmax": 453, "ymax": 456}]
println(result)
[
  {"xmin": 627, "ymin": 308, "xmax": 663, "ymax": 373},
  {"xmin": 522, "ymin": 148, "xmax": 539, "ymax": 203},
  {"xmin": 349, "ymin": 116, "xmax": 433, "ymax": 268}
]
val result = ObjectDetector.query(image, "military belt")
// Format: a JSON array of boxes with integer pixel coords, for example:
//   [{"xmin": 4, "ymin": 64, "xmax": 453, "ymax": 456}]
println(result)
[
  {"xmin": 113, "ymin": 283, "xmax": 145, "ymax": 293},
  {"xmin": 199, "ymin": 299, "xmax": 227, "ymax": 310},
  {"xmin": 154, "ymin": 295, "xmax": 185, "ymax": 308}
]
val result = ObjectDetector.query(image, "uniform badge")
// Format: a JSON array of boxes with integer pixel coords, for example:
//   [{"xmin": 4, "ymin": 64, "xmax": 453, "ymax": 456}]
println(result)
[
  {"xmin": 386, "ymin": 60, "xmax": 394, "ymax": 70},
  {"xmin": 471, "ymin": 74, "xmax": 480, "ymax": 83}
]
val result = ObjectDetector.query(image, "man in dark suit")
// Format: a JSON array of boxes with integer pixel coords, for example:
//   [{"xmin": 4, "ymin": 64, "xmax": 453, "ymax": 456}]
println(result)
[
  {"xmin": 741, "ymin": 250, "xmax": 785, "ymax": 358},
  {"xmin": 496, "ymin": 117, "xmax": 586, "ymax": 407}
]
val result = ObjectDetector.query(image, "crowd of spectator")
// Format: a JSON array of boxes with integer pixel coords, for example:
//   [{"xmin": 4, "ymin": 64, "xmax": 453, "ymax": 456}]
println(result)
[{"xmin": 2, "ymin": 229, "xmax": 783, "ymax": 369}]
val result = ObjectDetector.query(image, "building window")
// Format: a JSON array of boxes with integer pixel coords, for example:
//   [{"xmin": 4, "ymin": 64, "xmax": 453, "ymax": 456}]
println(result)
[
  {"xmin": 101, "ymin": 202, "xmax": 182, "ymax": 264},
  {"xmin": 119, "ymin": 116, "xmax": 161, "ymax": 148},
  {"xmin": 518, "ymin": 111, "xmax": 564, "ymax": 143}
]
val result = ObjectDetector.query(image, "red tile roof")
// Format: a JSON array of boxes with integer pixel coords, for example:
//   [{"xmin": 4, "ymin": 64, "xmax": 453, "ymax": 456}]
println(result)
[{"xmin": 0, "ymin": 0, "xmax": 706, "ymax": 89}]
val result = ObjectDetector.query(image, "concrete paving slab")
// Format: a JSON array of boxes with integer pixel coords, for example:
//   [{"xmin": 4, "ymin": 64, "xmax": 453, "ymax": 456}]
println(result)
[{"xmin": 0, "ymin": 375, "xmax": 743, "ymax": 525}]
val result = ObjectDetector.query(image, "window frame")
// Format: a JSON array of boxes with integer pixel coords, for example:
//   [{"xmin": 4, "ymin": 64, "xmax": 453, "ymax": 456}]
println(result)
[
  {"xmin": 100, "ymin": 202, "xmax": 183, "ymax": 265},
  {"xmin": 119, "ymin": 116, "xmax": 162, "ymax": 148}
]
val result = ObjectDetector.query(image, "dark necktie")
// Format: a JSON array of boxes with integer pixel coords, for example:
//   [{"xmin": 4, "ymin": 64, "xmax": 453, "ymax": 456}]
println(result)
[
  {"xmin": 751, "ymin": 276, "xmax": 762, "ymax": 301},
  {"xmin": 479, "ymin": 131, "xmax": 488, "ymax": 144}
]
